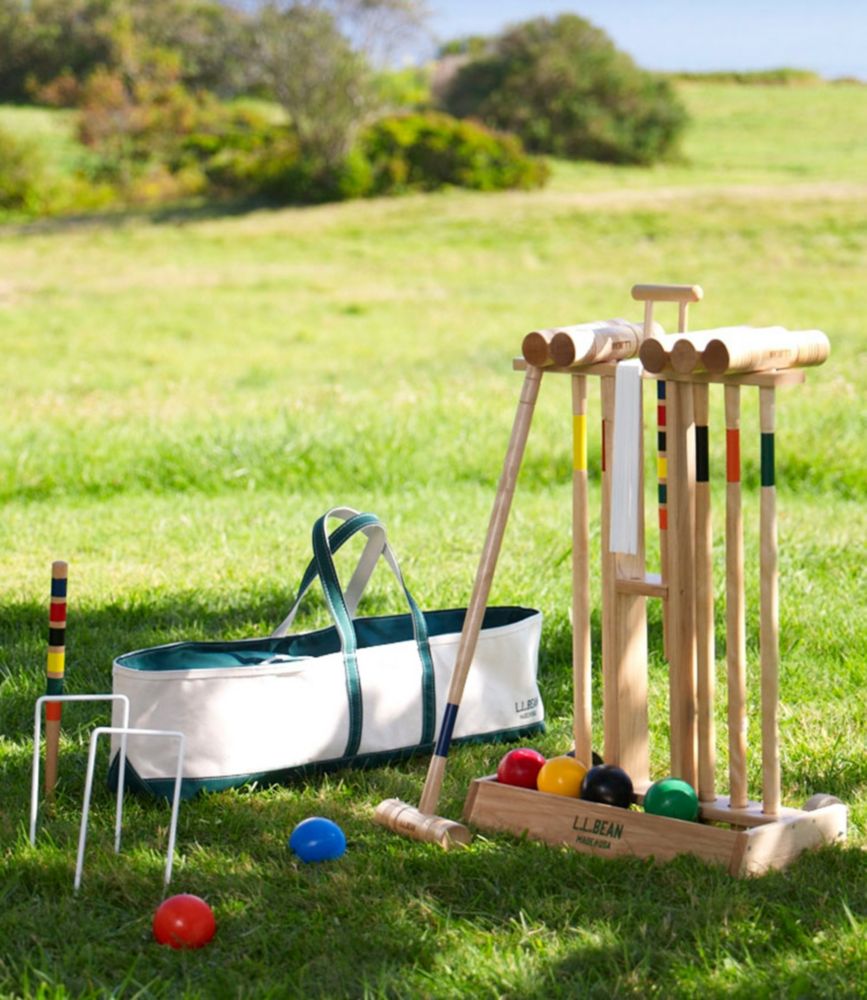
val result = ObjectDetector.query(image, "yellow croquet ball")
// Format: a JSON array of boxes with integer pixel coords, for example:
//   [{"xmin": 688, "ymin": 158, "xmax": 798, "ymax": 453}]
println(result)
[{"xmin": 536, "ymin": 755, "xmax": 588, "ymax": 797}]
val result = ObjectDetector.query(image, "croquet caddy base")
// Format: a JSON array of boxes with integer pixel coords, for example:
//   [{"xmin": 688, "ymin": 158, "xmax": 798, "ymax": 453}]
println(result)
[{"xmin": 463, "ymin": 776, "xmax": 847, "ymax": 877}]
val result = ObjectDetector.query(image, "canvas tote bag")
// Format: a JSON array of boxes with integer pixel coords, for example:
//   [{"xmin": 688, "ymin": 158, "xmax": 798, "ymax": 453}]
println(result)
[{"xmin": 111, "ymin": 507, "xmax": 544, "ymax": 797}]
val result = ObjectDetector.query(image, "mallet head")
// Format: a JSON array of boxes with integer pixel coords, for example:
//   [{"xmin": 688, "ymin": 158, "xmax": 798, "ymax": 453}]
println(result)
[{"xmin": 373, "ymin": 798, "xmax": 472, "ymax": 849}]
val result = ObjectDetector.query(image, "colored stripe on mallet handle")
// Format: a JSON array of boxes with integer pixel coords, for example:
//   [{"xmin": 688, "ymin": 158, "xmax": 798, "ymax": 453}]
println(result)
[
  {"xmin": 374, "ymin": 365, "xmax": 545, "ymax": 848},
  {"xmin": 44, "ymin": 560, "xmax": 68, "ymax": 801}
]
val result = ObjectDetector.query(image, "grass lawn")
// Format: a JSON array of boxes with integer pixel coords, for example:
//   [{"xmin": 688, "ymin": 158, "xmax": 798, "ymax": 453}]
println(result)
[{"xmin": 0, "ymin": 82, "xmax": 865, "ymax": 997}]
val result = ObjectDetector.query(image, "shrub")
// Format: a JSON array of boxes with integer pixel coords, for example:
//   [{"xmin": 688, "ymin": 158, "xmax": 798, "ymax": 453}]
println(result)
[
  {"xmin": 439, "ymin": 14, "xmax": 688, "ymax": 165},
  {"xmin": 358, "ymin": 111, "xmax": 549, "ymax": 194},
  {"xmin": 0, "ymin": 126, "xmax": 46, "ymax": 211},
  {"xmin": 673, "ymin": 68, "xmax": 824, "ymax": 86}
]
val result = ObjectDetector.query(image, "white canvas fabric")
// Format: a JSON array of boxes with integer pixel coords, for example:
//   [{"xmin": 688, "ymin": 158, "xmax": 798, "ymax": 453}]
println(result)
[{"xmin": 110, "ymin": 608, "xmax": 543, "ymax": 785}]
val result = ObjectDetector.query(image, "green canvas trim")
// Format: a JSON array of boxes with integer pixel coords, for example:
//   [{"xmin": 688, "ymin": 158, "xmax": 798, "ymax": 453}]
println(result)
[
  {"xmin": 108, "ymin": 720, "xmax": 546, "ymax": 801},
  {"xmin": 115, "ymin": 606, "xmax": 538, "ymax": 672},
  {"xmin": 290, "ymin": 513, "xmax": 383, "ymax": 621},
  {"xmin": 312, "ymin": 512, "xmax": 362, "ymax": 757}
]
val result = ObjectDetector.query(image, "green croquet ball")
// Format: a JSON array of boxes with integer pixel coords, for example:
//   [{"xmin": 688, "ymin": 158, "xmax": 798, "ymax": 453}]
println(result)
[{"xmin": 643, "ymin": 777, "xmax": 699, "ymax": 821}]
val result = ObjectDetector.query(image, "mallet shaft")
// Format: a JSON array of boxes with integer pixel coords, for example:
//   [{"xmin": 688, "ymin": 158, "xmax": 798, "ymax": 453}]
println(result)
[
  {"xmin": 572, "ymin": 374, "xmax": 592, "ymax": 766},
  {"xmin": 417, "ymin": 365, "xmax": 543, "ymax": 819},
  {"xmin": 724, "ymin": 386, "xmax": 748, "ymax": 809},
  {"xmin": 693, "ymin": 384, "xmax": 716, "ymax": 802},
  {"xmin": 759, "ymin": 387, "xmax": 781, "ymax": 816}
]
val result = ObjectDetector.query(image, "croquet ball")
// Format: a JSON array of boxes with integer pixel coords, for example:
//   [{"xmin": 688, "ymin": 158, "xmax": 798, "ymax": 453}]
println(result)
[
  {"xmin": 497, "ymin": 747, "xmax": 547, "ymax": 788},
  {"xmin": 153, "ymin": 894, "xmax": 216, "ymax": 949},
  {"xmin": 580, "ymin": 764, "xmax": 634, "ymax": 809},
  {"xmin": 567, "ymin": 749, "xmax": 605, "ymax": 767},
  {"xmin": 643, "ymin": 777, "xmax": 699, "ymax": 822},
  {"xmin": 289, "ymin": 816, "xmax": 347, "ymax": 863},
  {"xmin": 536, "ymin": 755, "xmax": 588, "ymax": 797}
]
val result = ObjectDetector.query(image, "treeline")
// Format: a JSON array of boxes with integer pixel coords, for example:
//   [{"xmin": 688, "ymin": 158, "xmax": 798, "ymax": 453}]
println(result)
[{"xmin": 0, "ymin": 3, "xmax": 690, "ymax": 214}]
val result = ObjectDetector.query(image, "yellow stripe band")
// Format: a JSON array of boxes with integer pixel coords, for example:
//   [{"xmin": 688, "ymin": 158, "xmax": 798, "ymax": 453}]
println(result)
[
  {"xmin": 573, "ymin": 414, "xmax": 587, "ymax": 471},
  {"xmin": 47, "ymin": 650, "xmax": 65, "ymax": 677},
  {"xmin": 657, "ymin": 456, "xmax": 667, "ymax": 480}
]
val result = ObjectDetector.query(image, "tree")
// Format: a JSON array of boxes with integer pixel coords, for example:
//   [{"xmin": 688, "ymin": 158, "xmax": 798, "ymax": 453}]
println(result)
[
  {"xmin": 251, "ymin": 0, "xmax": 426, "ymax": 167},
  {"xmin": 439, "ymin": 14, "xmax": 688, "ymax": 166},
  {"xmin": 0, "ymin": 0, "xmax": 255, "ymax": 104}
]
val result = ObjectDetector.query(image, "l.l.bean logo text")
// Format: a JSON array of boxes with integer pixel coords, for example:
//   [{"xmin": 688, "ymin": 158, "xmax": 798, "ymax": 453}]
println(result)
[
  {"xmin": 515, "ymin": 697, "xmax": 539, "ymax": 719},
  {"xmin": 572, "ymin": 813, "xmax": 624, "ymax": 850}
]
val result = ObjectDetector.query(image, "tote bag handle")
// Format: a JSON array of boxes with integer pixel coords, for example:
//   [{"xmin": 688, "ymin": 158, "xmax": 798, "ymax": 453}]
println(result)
[{"xmin": 274, "ymin": 508, "xmax": 436, "ymax": 757}]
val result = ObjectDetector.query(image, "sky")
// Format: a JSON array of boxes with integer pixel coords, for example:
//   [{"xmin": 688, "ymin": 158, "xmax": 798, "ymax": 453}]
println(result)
[{"xmin": 421, "ymin": 0, "xmax": 866, "ymax": 80}]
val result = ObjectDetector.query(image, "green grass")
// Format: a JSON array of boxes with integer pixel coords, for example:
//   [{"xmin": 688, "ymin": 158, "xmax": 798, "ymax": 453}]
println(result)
[{"xmin": 0, "ymin": 82, "xmax": 865, "ymax": 998}]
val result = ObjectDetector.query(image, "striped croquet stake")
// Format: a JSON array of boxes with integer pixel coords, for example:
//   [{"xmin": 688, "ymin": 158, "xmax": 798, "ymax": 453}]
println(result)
[
  {"xmin": 44, "ymin": 560, "xmax": 68, "ymax": 800},
  {"xmin": 657, "ymin": 379, "xmax": 669, "ymax": 646}
]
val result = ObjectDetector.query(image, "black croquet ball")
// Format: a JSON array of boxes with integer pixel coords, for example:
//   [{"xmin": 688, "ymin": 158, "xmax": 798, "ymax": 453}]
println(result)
[{"xmin": 580, "ymin": 764, "xmax": 634, "ymax": 809}]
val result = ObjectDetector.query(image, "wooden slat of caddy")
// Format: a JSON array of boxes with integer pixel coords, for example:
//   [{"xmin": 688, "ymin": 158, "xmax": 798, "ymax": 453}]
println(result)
[
  {"xmin": 463, "ymin": 777, "xmax": 739, "ymax": 868},
  {"xmin": 730, "ymin": 803, "xmax": 847, "ymax": 876}
]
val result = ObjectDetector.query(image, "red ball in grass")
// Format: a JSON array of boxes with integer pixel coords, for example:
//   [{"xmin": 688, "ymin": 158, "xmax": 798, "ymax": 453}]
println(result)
[
  {"xmin": 496, "ymin": 747, "xmax": 547, "ymax": 789},
  {"xmin": 153, "ymin": 894, "xmax": 216, "ymax": 949}
]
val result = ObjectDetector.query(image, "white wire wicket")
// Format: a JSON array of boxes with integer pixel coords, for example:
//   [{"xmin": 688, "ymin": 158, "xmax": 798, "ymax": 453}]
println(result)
[
  {"xmin": 76, "ymin": 727, "xmax": 185, "ymax": 892},
  {"xmin": 31, "ymin": 694, "xmax": 130, "ymax": 849},
  {"xmin": 30, "ymin": 694, "xmax": 186, "ymax": 892}
]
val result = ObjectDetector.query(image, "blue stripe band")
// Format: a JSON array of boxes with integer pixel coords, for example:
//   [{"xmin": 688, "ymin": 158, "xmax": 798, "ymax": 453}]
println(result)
[
  {"xmin": 434, "ymin": 703, "xmax": 460, "ymax": 758},
  {"xmin": 51, "ymin": 578, "xmax": 67, "ymax": 598}
]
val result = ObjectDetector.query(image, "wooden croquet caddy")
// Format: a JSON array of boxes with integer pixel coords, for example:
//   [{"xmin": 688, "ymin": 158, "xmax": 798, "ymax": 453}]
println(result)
[{"xmin": 460, "ymin": 284, "xmax": 847, "ymax": 876}]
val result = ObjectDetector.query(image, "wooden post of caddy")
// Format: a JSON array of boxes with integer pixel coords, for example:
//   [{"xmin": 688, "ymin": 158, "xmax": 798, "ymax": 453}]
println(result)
[{"xmin": 461, "ymin": 285, "xmax": 847, "ymax": 876}]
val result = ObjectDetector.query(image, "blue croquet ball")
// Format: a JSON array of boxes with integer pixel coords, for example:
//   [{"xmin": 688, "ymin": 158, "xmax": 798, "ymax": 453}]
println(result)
[
  {"xmin": 643, "ymin": 777, "xmax": 700, "ymax": 822},
  {"xmin": 289, "ymin": 817, "xmax": 347, "ymax": 863}
]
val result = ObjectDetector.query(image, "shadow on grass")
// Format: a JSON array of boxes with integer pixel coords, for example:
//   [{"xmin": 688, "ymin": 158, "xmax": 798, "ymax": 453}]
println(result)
[
  {"xmin": 2, "ymin": 588, "xmax": 864, "ymax": 996},
  {"xmin": 3, "ymin": 784, "xmax": 866, "ymax": 998},
  {"xmin": 0, "ymin": 194, "xmax": 296, "ymax": 239}
]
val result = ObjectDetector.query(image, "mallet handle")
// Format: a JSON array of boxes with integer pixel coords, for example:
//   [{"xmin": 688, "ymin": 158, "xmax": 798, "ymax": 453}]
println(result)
[
  {"xmin": 759, "ymin": 387, "xmax": 781, "ymax": 816},
  {"xmin": 572, "ymin": 374, "xmax": 592, "ymax": 766},
  {"xmin": 693, "ymin": 384, "xmax": 715, "ymax": 802},
  {"xmin": 631, "ymin": 283, "xmax": 703, "ymax": 304},
  {"xmin": 725, "ymin": 386, "xmax": 749, "ymax": 810},
  {"xmin": 418, "ymin": 365, "xmax": 543, "ymax": 817}
]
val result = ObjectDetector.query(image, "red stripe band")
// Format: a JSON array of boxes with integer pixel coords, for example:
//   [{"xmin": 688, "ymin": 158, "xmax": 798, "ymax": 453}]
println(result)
[{"xmin": 726, "ymin": 429, "xmax": 740, "ymax": 482}]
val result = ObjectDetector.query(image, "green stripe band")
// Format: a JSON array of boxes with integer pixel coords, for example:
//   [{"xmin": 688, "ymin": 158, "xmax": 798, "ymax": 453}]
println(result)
[
  {"xmin": 695, "ymin": 426, "xmax": 709, "ymax": 482},
  {"xmin": 761, "ymin": 433, "xmax": 775, "ymax": 487}
]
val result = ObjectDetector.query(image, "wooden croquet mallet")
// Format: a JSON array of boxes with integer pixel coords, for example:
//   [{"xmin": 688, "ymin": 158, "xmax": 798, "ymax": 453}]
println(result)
[
  {"xmin": 44, "ymin": 560, "xmax": 68, "ymax": 801},
  {"xmin": 374, "ymin": 366, "xmax": 544, "ymax": 847}
]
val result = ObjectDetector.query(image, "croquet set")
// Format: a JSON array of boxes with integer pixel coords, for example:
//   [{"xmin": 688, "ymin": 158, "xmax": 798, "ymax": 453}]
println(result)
[{"xmin": 31, "ymin": 281, "xmax": 848, "ymax": 892}]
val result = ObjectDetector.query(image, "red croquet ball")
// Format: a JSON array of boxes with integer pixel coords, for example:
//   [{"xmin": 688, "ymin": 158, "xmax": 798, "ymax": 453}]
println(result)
[
  {"xmin": 496, "ymin": 747, "xmax": 547, "ymax": 788},
  {"xmin": 153, "ymin": 894, "xmax": 216, "ymax": 949}
]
